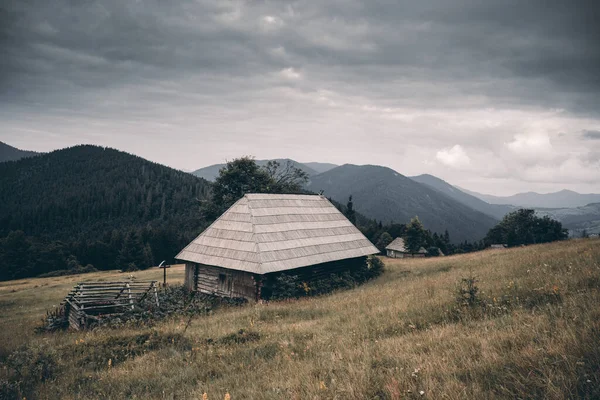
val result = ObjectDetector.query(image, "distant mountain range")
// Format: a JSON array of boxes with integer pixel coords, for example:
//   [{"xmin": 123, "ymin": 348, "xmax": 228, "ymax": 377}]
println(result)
[
  {"xmin": 307, "ymin": 164, "xmax": 499, "ymax": 243},
  {"xmin": 192, "ymin": 159, "xmax": 324, "ymax": 181},
  {"xmin": 193, "ymin": 157, "xmax": 600, "ymax": 239},
  {"xmin": 410, "ymin": 174, "xmax": 514, "ymax": 220},
  {"xmin": 535, "ymin": 203, "xmax": 600, "ymax": 237},
  {"xmin": 7, "ymin": 144, "xmax": 600, "ymax": 246},
  {"xmin": 0, "ymin": 141, "xmax": 39, "ymax": 163},
  {"xmin": 460, "ymin": 188, "xmax": 600, "ymax": 209}
]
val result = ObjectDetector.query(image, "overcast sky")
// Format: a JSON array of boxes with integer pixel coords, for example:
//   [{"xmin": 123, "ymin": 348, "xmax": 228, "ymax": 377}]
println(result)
[{"xmin": 2, "ymin": 0, "xmax": 599, "ymax": 195}]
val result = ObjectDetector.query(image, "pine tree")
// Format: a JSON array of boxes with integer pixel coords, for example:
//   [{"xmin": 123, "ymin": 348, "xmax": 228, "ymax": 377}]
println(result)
[
  {"xmin": 345, "ymin": 195, "xmax": 356, "ymax": 225},
  {"xmin": 405, "ymin": 217, "xmax": 427, "ymax": 254}
]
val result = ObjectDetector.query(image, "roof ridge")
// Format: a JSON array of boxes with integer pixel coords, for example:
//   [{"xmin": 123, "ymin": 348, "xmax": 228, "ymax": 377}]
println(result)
[{"xmin": 245, "ymin": 194, "xmax": 263, "ymax": 273}]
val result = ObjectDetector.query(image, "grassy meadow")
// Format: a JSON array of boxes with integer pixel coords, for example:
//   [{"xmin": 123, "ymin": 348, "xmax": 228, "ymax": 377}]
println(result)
[{"xmin": 1, "ymin": 239, "xmax": 599, "ymax": 399}]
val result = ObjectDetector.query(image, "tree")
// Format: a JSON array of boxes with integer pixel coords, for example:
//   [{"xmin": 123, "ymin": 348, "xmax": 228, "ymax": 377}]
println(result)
[
  {"xmin": 375, "ymin": 232, "xmax": 393, "ymax": 253},
  {"xmin": 203, "ymin": 157, "xmax": 309, "ymax": 220},
  {"xmin": 263, "ymin": 160, "xmax": 309, "ymax": 193},
  {"xmin": 484, "ymin": 209, "xmax": 568, "ymax": 247},
  {"xmin": 345, "ymin": 195, "xmax": 356, "ymax": 225},
  {"xmin": 404, "ymin": 216, "xmax": 427, "ymax": 254}
]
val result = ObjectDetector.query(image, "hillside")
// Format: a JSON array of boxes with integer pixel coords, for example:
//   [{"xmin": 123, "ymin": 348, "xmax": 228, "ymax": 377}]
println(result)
[
  {"xmin": 410, "ymin": 174, "xmax": 513, "ymax": 220},
  {"xmin": 0, "ymin": 145, "xmax": 211, "ymax": 279},
  {"xmin": 1, "ymin": 240, "xmax": 598, "ymax": 398},
  {"xmin": 193, "ymin": 159, "xmax": 318, "ymax": 181},
  {"xmin": 308, "ymin": 164, "xmax": 498, "ymax": 242},
  {"xmin": 462, "ymin": 187, "xmax": 600, "ymax": 208},
  {"xmin": 0, "ymin": 141, "xmax": 39, "ymax": 162},
  {"xmin": 536, "ymin": 203, "xmax": 600, "ymax": 236}
]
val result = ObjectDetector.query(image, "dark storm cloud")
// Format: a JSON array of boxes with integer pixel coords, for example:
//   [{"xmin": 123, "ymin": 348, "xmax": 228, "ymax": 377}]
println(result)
[
  {"xmin": 1, "ymin": 0, "xmax": 599, "ymax": 195},
  {"xmin": 1, "ymin": 0, "xmax": 599, "ymax": 114}
]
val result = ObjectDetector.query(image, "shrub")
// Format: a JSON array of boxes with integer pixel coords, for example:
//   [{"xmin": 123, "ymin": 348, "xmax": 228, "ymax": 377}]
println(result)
[{"xmin": 456, "ymin": 273, "xmax": 480, "ymax": 307}]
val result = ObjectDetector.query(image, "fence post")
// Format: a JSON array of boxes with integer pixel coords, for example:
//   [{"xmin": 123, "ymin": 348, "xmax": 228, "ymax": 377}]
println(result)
[
  {"xmin": 127, "ymin": 283, "xmax": 134, "ymax": 310},
  {"xmin": 153, "ymin": 282, "xmax": 160, "ymax": 306}
]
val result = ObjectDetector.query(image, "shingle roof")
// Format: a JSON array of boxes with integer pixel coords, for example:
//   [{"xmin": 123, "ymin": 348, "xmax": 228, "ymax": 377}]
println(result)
[
  {"xmin": 385, "ymin": 237, "xmax": 407, "ymax": 252},
  {"xmin": 176, "ymin": 194, "xmax": 379, "ymax": 274}
]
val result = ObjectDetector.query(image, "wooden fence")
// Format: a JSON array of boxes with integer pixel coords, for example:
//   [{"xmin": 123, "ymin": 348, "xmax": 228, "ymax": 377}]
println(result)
[{"xmin": 62, "ymin": 281, "xmax": 159, "ymax": 330}]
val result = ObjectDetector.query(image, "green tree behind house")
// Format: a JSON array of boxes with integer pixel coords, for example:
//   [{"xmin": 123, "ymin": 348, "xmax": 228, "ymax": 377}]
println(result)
[
  {"xmin": 203, "ymin": 157, "xmax": 309, "ymax": 219},
  {"xmin": 404, "ymin": 216, "xmax": 427, "ymax": 253}
]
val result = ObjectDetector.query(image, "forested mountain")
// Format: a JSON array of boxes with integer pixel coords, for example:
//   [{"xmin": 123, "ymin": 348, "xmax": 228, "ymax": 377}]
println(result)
[
  {"xmin": 307, "ymin": 164, "xmax": 499, "ymax": 243},
  {"xmin": 0, "ymin": 145, "xmax": 211, "ymax": 280},
  {"xmin": 0, "ymin": 141, "xmax": 39, "ymax": 162},
  {"xmin": 461, "ymin": 187, "xmax": 600, "ymax": 209},
  {"xmin": 193, "ymin": 159, "xmax": 318, "ymax": 181},
  {"xmin": 410, "ymin": 174, "xmax": 513, "ymax": 219}
]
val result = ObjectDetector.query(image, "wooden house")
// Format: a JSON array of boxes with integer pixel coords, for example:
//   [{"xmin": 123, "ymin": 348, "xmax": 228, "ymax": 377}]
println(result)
[
  {"xmin": 176, "ymin": 194, "xmax": 379, "ymax": 301},
  {"xmin": 385, "ymin": 238, "xmax": 427, "ymax": 258}
]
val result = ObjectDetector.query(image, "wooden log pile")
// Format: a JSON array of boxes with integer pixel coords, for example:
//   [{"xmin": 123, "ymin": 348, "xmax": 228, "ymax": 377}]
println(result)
[{"xmin": 62, "ymin": 281, "xmax": 159, "ymax": 330}]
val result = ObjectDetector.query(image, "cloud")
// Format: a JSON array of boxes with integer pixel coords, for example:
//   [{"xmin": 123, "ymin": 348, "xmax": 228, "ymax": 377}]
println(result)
[
  {"xmin": 1, "ymin": 0, "xmax": 600, "ymax": 195},
  {"xmin": 260, "ymin": 15, "xmax": 284, "ymax": 32},
  {"xmin": 582, "ymin": 130, "xmax": 600, "ymax": 140},
  {"xmin": 279, "ymin": 67, "xmax": 302, "ymax": 80},
  {"xmin": 505, "ymin": 131, "xmax": 555, "ymax": 162},
  {"xmin": 436, "ymin": 145, "xmax": 471, "ymax": 168}
]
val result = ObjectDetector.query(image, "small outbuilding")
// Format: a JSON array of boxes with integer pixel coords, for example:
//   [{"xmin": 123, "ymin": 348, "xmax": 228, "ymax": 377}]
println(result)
[
  {"xmin": 385, "ymin": 238, "xmax": 427, "ymax": 258},
  {"xmin": 176, "ymin": 194, "xmax": 379, "ymax": 301}
]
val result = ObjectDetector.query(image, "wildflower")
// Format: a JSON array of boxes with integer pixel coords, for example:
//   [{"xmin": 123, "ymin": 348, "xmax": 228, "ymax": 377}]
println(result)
[
  {"xmin": 419, "ymin": 390, "xmax": 425, "ymax": 396},
  {"xmin": 224, "ymin": 393, "xmax": 231, "ymax": 400}
]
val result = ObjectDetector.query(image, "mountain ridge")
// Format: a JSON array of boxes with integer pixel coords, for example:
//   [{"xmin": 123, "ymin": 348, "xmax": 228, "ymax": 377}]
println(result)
[
  {"xmin": 192, "ymin": 158, "xmax": 319, "ymax": 181},
  {"xmin": 410, "ymin": 174, "xmax": 514, "ymax": 220},
  {"xmin": 0, "ymin": 141, "xmax": 40, "ymax": 163},
  {"xmin": 460, "ymin": 187, "xmax": 600, "ymax": 208},
  {"xmin": 307, "ymin": 164, "xmax": 499, "ymax": 243}
]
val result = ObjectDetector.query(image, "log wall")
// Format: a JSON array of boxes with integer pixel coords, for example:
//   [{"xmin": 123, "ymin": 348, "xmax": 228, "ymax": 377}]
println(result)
[{"xmin": 185, "ymin": 263, "xmax": 258, "ymax": 300}]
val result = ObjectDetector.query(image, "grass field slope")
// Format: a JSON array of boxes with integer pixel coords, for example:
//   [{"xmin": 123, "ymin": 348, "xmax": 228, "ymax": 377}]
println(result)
[{"xmin": 1, "ymin": 239, "xmax": 599, "ymax": 399}]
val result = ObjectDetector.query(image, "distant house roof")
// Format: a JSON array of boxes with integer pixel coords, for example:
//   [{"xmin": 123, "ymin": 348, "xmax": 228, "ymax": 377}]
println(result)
[
  {"xmin": 386, "ymin": 237, "xmax": 408, "ymax": 252},
  {"xmin": 176, "ymin": 194, "xmax": 379, "ymax": 274},
  {"xmin": 386, "ymin": 238, "xmax": 428, "ymax": 254}
]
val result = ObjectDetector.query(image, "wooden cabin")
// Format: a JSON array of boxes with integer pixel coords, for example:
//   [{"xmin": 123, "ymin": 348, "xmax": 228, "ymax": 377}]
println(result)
[
  {"xmin": 176, "ymin": 194, "xmax": 379, "ymax": 301},
  {"xmin": 385, "ymin": 237, "xmax": 427, "ymax": 258}
]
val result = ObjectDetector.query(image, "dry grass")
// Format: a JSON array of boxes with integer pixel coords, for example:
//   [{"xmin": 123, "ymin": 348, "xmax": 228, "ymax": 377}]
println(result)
[{"xmin": 1, "ymin": 241, "xmax": 599, "ymax": 399}]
